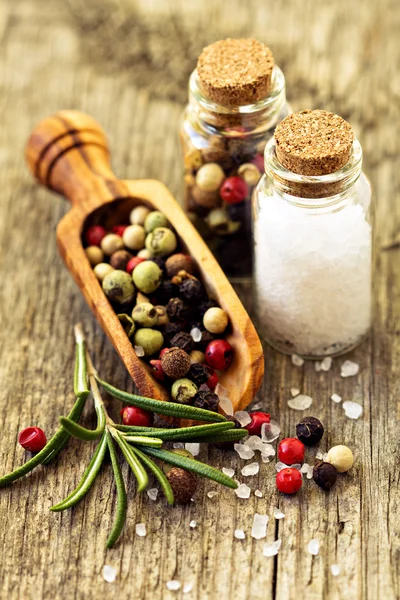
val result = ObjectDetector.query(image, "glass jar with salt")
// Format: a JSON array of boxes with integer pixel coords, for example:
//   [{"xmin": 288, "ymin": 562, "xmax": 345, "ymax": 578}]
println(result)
[{"xmin": 253, "ymin": 110, "xmax": 372, "ymax": 358}]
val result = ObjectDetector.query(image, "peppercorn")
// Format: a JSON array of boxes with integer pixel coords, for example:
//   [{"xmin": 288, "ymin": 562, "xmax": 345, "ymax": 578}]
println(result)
[
  {"xmin": 278, "ymin": 438, "xmax": 305, "ymax": 465},
  {"xmin": 184, "ymin": 148, "xmax": 203, "ymax": 171},
  {"xmin": 154, "ymin": 305, "xmax": 169, "ymax": 326},
  {"xmin": 18, "ymin": 426, "xmax": 47, "ymax": 453},
  {"xmin": 165, "ymin": 253, "xmax": 196, "ymax": 278},
  {"xmin": 160, "ymin": 322, "xmax": 185, "ymax": 342},
  {"xmin": 126, "ymin": 256, "xmax": 146, "ymax": 275},
  {"xmin": 102, "ymin": 270, "xmax": 135, "ymax": 305},
  {"xmin": 166, "ymin": 467, "xmax": 198, "ymax": 504},
  {"xmin": 162, "ymin": 449, "xmax": 194, "ymax": 474},
  {"xmin": 100, "ymin": 233, "xmax": 124, "ymax": 256},
  {"xmin": 144, "ymin": 211, "xmax": 169, "ymax": 233},
  {"xmin": 85, "ymin": 245, "xmax": 104, "ymax": 266},
  {"xmin": 313, "ymin": 461, "xmax": 338, "ymax": 491},
  {"xmin": 195, "ymin": 163, "xmax": 225, "ymax": 192},
  {"xmin": 191, "ymin": 185, "xmax": 221, "ymax": 209},
  {"xmin": 203, "ymin": 307, "xmax": 229, "ymax": 334},
  {"xmin": 120, "ymin": 405, "xmax": 153, "ymax": 427},
  {"xmin": 189, "ymin": 350, "xmax": 205, "ymax": 364},
  {"xmin": 161, "ymin": 348, "xmax": 191, "ymax": 379},
  {"xmin": 179, "ymin": 278, "xmax": 206, "ymax": 303},
  {"xmin": 145, "ymin": 227, "xmax": 177, "ymax": 257},
  {"xmin": 133, "ymin": 328, "xmax": 164, "ymax": 357},
  {"xmin": 85, "ymin": 225, "xmax": 106, "ymax": 247},
  {"xmin": 220, "ymin": 176, "xmax": 249, "ymax": 204},
  {"xmin": 171, "ymin": 378, "xmax": 198, "ymax": 403},
  {"xmin": 187, "ymin": 363, "xmax": 210, "ymax": 386},
  {"xmin": 196, "ymin": 298, "xmax": 219, "ymax": 318},
  {"xmin": 132, "ymin": 261, "xmax": 163, "ymax": 294},
  {"xmin": 137, "ymin": 248, "xmax": 153, "ymax": 259},
  {"xmin": 117, "ymin": 313, "xmax": 136, "ymax": 338},
  {"xmin": 130, "ymin": 205, "xmax": 151, "ymax": 226},
  {"xmin": 205, "ymin": 208, "xmax": 232, "ymax": 234},
  {"xmin": 237, "ymin": 162, "xmax": 262, "ymax": 186},
  {"xmin": 205, "ymin": 339, "xmax": 233, "ymax": 370},
  {"xmin": 149, "ymin": 257, "xmax": 166, "ymax": 272},
  {"xmin": 167, "ymin": 298, "xmax": 191, "ymax": 322},
  {"xmin": 122, "ymin": 224, "xmax": 146, "ymax": 250},
  {"xmin": 153, "ymin": 280, "xmax": 179, "ymax": 305},
  {"xmin": 131, "ymin": 302, "xmax": 158, "ymax": 327},
  {"xmin": 326, "ymin": 445, "xmax": 354, "ymax": 473},
  {"xmin": 94, "ymin": 262, "xmax": 114, "ymax": 282},
  {"xmin": 197, "ymin": 330, "xmax": 215, "ymax": 351},
  {"xmin": 226, "ymin": 202, "xmax": 246, "ymax": 223},
  {"xmin": 111, "ymin": 224, "xmax": 129, "ymax": 237},
  {"xmin": 296, "ymin": 417, "xmax": 324, "ymax": 446},
  {"xmin": 110, "ymin": 249, "xmax": 134, "ymax": 271},
  {"xmin": 149, "ymin": 359, "xmax": 165, "ymax": 382},
  {"xmin": 170, "ymin": 331, "xmax": 194, "ymax": 353},
  {"xmin": 192, "ymin": 390, "xmax": 219, "ymax": 412},
  {"xmin": 276, "ymin": 468, "xmax": 303, "ymax": 494}
]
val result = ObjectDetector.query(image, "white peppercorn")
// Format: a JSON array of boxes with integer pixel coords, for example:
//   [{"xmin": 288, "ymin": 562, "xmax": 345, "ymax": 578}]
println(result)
[
  {"xmin": 85, "ymin": 245, "xmax": 104, "ymax": 266},
  {"xmin": 122, "ymin": 225, "xmax": 146, "ymax": 250},
  {"xmin": 94, "ymin": 262, "xmax": 114, "ymax": 281},
  {"xmin": 101, "ymin": 233, "xmax": 124, "ymax": 256},
  {"xmin": 326, "ymin": 445, "xmax": 354, "ymax": 473},
  {"xmin": 130, "ymin": 205, "xmax": 151, "ymax": 226},
  {"xmin": 203, "ymin": 307, "xmax": 229, "ymax": 334},
  {"xmin": 195, "ymin": 163, "xmax": 225, "ymax": 192}
]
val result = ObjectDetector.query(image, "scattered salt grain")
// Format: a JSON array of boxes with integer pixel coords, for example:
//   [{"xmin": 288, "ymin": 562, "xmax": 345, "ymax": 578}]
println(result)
[
  {"xmin": 321, "ymin": 357, "xmax": 333, "ymax": 371},
  {"xmin": 173, "ymin": 442, "xmax": 184, "ymax": 449},
  {"xmin": 189, "ymin": 520, "xmax": 197, "ymax": 529},
  {"xmin": 218, "ymin": 394, "xmax": 234, "ymax": 416},
  {"xmin": 288, "ymin": 394, "xmax": 313, "ymax": 410},
  {"xmin": 222, "ymin": 467, "xmax": 235, "ymax": 478},
  {"xmin": 136, "ymin": 523, "xmax": 147, "ymax": 537},
  {"xmin": 251, "ymin": 514, "xmax": 269, "ymax": 539},
  {"xmin": 255, "ymin": 490, "xmax": 263, "ymax": 497},
  {"xmin": 301, "ymin": 463, "xmax": 314, "ymax": 479},
  {"xmin": 316, "ymin": 451, "xmax": 328, "ymax": 461},
  {"xmin": 234, "ymin": 411, "xmax": 252, "ymax": 427},
  {"xmin": 330, "ymin": 564, "xmax": 341, "ymax": 577},
  {"xmin": 166, "ymin": 580, "xmax": 181, "ymax": 591},
  {"xmin": 343, "ymin": 401, "xmax": 363, "ymax": 419},
  {"xmin": 190, "ymin": 327, "xmax": 202, "ymax": 342},
  {"xmin": 183, "ymin": 582, "xmax": 194, "ymax": 594},
  {"xmin": 134, "ymin": 345, "xmax": 145, "ymax": 357},
  {"xmin": 234, "ymin": 529, "xmax": 246, "ymax": 539},
  {"xmin": 244, "ymin": 436, "xmax": 264, "ymax": 451},
  {"xmin": 102, "ymin": 565, "xmax": 117, "ymax": 583},
  {"xmin": 263, "ymin": 539, "xmax": 281, "ymax": 557},
  {"xmin": 251, "ymin": 401, "xmax": 263, "ymax": 411},
  {"xmin": 215, "ymin": 383, "xmax": 229, "ymax": 397},
  {"xmin": 273, "ymin": 507, "xmax": 285, "ymax": 519},
  {"xmin": 275, "ymin": 462, "xmax": 287, "ymax": 472},
  {"xmin": 234, "ymin": 444, "xmax": 255, "ymax": 460},
  {"xmin": 207, "ymin": 491, "xmax": 218, "ymax": 499},
  {"xmin": 331, "ymin": 393, "xmax": 342, "ymax": 403},
  {"xmin": 261, "ymin": 420, "xmax": 281, "ymax": 443},
  {"xmin": 308, "ymin": 539, "xmax": 320, "ymax": 556},
  {"xmin": 291, "ymin": 354, "xmax": 304, "ymax": 367},
  {"xmin": 261, "ymin": 444, "xmax": 276, "ymax": 463},
  {"xmin": 235, "ymin": 483, "xmax": 251, "ymax": 499},
  {"xmin": 291, "ymin": 463, "xmax": 302, "ymax": 471},
  {"xmin": 241, "ymin": 462, "xmax": 260, "ymax": 477},
  {"xmin": 185, "ymin": 442, "xmax": 200, "ymax": 456},
  {"xmin": 315, "ymin": 362, "xmax": 322, "ymax": 372},
  {"xmin": 291, "ymin": 387, "xmax": 300, "ymax": 397},
  {"xmin": 341, "ymin": 360, "xmax": 360, "ymax": 378},
  {"xmin": 147, "ymin": 488, "xmax": 158, "ymax": 501}
]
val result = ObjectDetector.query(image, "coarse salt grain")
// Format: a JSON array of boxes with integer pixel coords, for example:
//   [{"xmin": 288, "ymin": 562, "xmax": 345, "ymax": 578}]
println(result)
[
  {"xmin": 321, "ymin": 357, "xmax": 333, "ymax": 371},
  {"xmin": 330, "ymin": 564, "xmax": 341, "ymax": 577},
  {"xmin": 190, "ymin": 327, "xmax": 202, "ymax": 342},
  {"xmin": 235, "ymin": 483, "xmax": 251, "ymax": 499},
  {"xmin": 244, "ymin": 436, "xmax": 264, "ymax": 451},
  {"xmin": 315, "ymin": 362, "xmax": 322, "ymax": 372},
  {"xmin": 251, "ymin": 514, "xmax": 269, "ymax": 539},
  {"xmin": 136, "ymin": 523, "xmax": 146, "ymax": 537},
  {"xmin": 288, "ymin": 394, "xmax": 313, "ymax": 410},
  {"xmin": 251, "ymin": 401, "xmax": 263, "ymax": 411},
  {"xmin": 263, "ymin": 539, "xmax": 282, "ymax": 557},
  {"xmin": 241, "ymin": 462, "xmax": 260, "ymax": 477},
  {"xmin": 341, "ymin": 360, "xmax": 360, "ymax": 378},
  {"xmin": 308, "ymin": 539, "xmax": 320, "ymax": 555},
  {"xmin": 234, "ymin": 529, "xmax": 246, "ymax": 539},
  {"xmin": 261, "ymin": 444, "xmax": 275, "ymax": 463},
  {"xmin": 316, "ymin": 451, "xmax": 328, "ymax": 461},
  {"xmin": 189, "ymin": 520, "xmax": 197, "ymax": 529},
  {"xmin": 331, "ymin": 393, "xmax": 342, "ymax": 403},
  {"xmin": 166, "ymin": 580, "xmax": 181, "ymax": 591},
  {"xmin": 185, "ymin": 442, "xmax": 200, "ymax": 456},
  {"xmin": 102, "ymin": 565, "xmax": 117, "ymax": 583},
  {"xmin": 275, "ymin": 462, "xmax": 287, "ymax": 472},
  {"xmin": 234, "ymin": 411, "xmax": 252, "ymax": 427},
  {"xmin": 291, "ymin": 354, "xmax": 304, "ymax": 367},
  {"xmin": 173, "ymin": 442, "xmax": 184, "ymax": 449},
  {"xmin": 343, "ymin": 401, "xmax": 363, "ymax": 419},
  {"xmin": 222, "ymin": 467, "xmax": 235, "ymax": 478},
  {"xmin": 207, "ymin": 491, "xmax": 218, "ymax": 498},
  {"xmin": 183, "ymin": 582, "xmax": 194, "ymax": 594},
  {"xmin": 134, "ymin": 345, "xmax": 145, "ymax": 357},
  {"xmin": 255, "ymin": 490, "xmax": 263, "ymax": 497},
  {"xmin": 218, "ymin": 394, "xmax": 234, "ymax": 416},
  {"xmin": 273, "ymin": 507, "xmax": 285, "ymax": 519},
  {"xmin": 291, "ymin": 387, "xmax": 300, "ymax": 397},
  {"xmin": 234, "ymin": 444, "xmax": 255, "ymax": 460},
  {"xmin": 261, "ymin": 420, "xmax": 281, "ymax": 443},
  {"xmin": 147, "ymin": 488, "xmax": 158, "ymax": 501}
]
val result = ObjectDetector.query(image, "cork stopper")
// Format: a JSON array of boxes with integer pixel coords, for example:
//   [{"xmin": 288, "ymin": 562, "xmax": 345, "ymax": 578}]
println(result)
[
  {"xmin": 274, "ymin": 110, "xmax": 354, "ymax": 176},
  {"xmin": 197, "ymin": 38, "xmax": 274, "ymax": 107}
]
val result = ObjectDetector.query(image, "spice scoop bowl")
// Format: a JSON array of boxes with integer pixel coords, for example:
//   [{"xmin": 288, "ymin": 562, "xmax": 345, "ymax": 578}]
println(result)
[{"xmin": 26, "ymin": 110, "xmax": 264, "ymax": 419}]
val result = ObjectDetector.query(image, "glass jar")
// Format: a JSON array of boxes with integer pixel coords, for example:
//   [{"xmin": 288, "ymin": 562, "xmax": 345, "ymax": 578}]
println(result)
[
  {"xmin": 180, "ymin": 65, "xmax": 290, "ymax": 282},
  {"xmin": 253, "ymin": 136, "xmax": 372, "ymax": 358}
]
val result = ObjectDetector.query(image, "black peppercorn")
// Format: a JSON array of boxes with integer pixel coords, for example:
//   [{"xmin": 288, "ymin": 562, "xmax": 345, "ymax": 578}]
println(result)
[
  {"xmin": 226, "ymin": 202, "xmax": 246, "ymax": 222},
  {"xmin": 153, "ymin": 280, "xmax": 179, "ymax": 305},
  {"xmin": 170, "ymin": 332, "xmax": 194, "ymax": 353},
  {"xmin": 197, "ymin": 330, "xmax": 215, "ymax": 351},
  {"xmin": 179, "ymin": 278, "xmax": 206, "ymax": 303},
  {"xmin": 313, "ymin": 461, "xmax": 337, "ymax": 491},
  {"xmin": 166, "ymin": 297, "xmax": 191, "ymax": 322},
  {"xmin": 192, "ymin": 390, "xmax": 219, "ymax": 412},
  {"xmin": 196, "ymin": 298, "xmax": 218, "ymax": 319},
  {"xmin": 160, "ymin": 322, "xmax": 184, "ymax": 341},
  {"xmin": 188, "ymin": 363, "xmax": 210, "ymax": 386},
  {"xmin": 149, "ymin": 256, "xmax": 166, "ymax": 272},
  {"xmin": 296, "ymin": 416, "xmax": 324, "ymax": 446}
]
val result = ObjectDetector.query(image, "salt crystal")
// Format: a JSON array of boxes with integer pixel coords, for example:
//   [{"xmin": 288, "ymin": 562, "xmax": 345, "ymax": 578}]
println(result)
[
  {"xmin": 331, "ymin": 393, "xmax": 342, "ymax": 403},
  {"xmin": 291, "ymin": 463, "xmax": 302, "ymax": 471},
  {"xmin": 343, "ymin": 401, "xmax": 363, "ymax": 419},
  {"xmin": 147, "ymin": 488, "xmax": 158, "ymax": 501},
  {"xmin": 218, "ymin": 394, "xmax": 234, "ymax": 416},
  {"xmin": 244, "ymin": 436, "xmax": 264, "ymax": 451},
  {"xmin": 207, "ymin": 491, "xmax": 218, "ymax": 498},
  {"xmin": 190, "ymin": 327, "xmax": 202, "ymax": 342},
  {"xmin": 263, "ymin": 539, "xmax": 281, "ymax": 557},
  {"xmin": 183, "ymin": 582, "xmax": 194, "ymax": 594},
  {"xmin": 251, "ymin": 513, "xmax": 269, "ymax": 539},
  {"xmin": 234, "ymin": 529, "xmax": 246, "ymax": 539},
  {"xmin": 222, "ymin": 467, "xmax": 235, "ymax": 478},
  {"xmin": 251, "ymin": 401, "xmax": 263, "ymax": 411},
  {"xmin": 308, "ymin": 539, "xmax": 320, "ymax": 555},
  {"xmin": 255, "ymin": 490, "xmax": 263, "ymax": 497},
  {"xmin": 102, "ymin": 565, "xmax": 117, "ymax": 583},
  {"xmin": 136, "ymin": 523, "xmax": 146, "ymax": 537},
  {"xmin": 261, "ymin": 420, "xmax": 281, "ymax": 443},
  {"xmin": 291, "ymin": 354, "xmax": 304, "ymax": 367},
  {"xmin": 321, "ymin": 357, "xmax": 333, "ymax": 371},
  {"xmin": 273, "ymin": 507, "xmax": 285, "ymax": 519},
  {"xmin": 315, "ymin": 362, "xmax": 321, "ymax": 372},
  {"xmin": 173, "ymin": 442, "xmax": 184, "ymax": 449},
  {"xmin": 301, "ymin": 464, "xmax": 314, "ymax": 479},
  {"xmin": 166, "ymin": 580, "xmax": 181, "ymax": 591},
  {"xmin": 341, "ymin": 360, "xmax": 360, "ymax": 378},
  {"xmin": 234, "ymin": 444, "xmax": 255, "ymax": 460},
  {"xmin": 288, "ymin": 394, "xmax": 313, "ymax": 410},
  {"xmin": 215, "ymin": 383, "xmax": 229, "ymax": 397},
  {"xmin": 235, "ymin": 483, "xmax": 251, "ymax": 499},
  {"xmin": 189, "ymin": 520, "xmax": 197, "ymax": 529},
  {"xmin": 185, "ymin": 442, "xmax": 200, "ymax": 456},
  {"xmin": 234, "ymin": 411, "xmax": 252, "ymax": 427},
  {"xmin": 301, "ymin": 463, "xmax": 310, "ymax": 473},
  {"xmin": 330, "ymin": 564, "xmax": 341, "ymax": 577},
  {"xmin": 316, "ymin": 451, "xmax": 324, "ymax": 460},
  {"xmin": 275, "ymin": 462, "xmax": 287, "ymax": 472},
  {"xmin": 241, "ymin": 462, "xmax": 259, "ymax": 477},
  {"xmin": 291, "ymin": 388, "xmax": 300, "ymax": 397},
  {"xmin": 134, "ymin": 345, "xmax": 145, "ymax": 357},
  {"xmin": 261, "ymin": 444, "xmax": 275, "ymax": 463}
]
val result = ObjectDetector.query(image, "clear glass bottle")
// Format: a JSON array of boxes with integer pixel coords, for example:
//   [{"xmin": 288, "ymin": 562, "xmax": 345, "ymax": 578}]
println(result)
[
  {"xmin": 253, "ymin": 129, "xmax": 372, "ymax": 358},
  {"xmin": 180, "ymin": 55, "xmax": 289, "ymax": 282}
]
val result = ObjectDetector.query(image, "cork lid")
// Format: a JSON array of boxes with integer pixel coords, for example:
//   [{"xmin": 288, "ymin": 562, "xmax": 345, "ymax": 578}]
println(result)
[
  {"xmin": 274, "ymin": 110, "xmax": 354, "ymax": 176},
  {"xmin": 197, "ymin": 38, "xmax": 274, "ymax": 107}
]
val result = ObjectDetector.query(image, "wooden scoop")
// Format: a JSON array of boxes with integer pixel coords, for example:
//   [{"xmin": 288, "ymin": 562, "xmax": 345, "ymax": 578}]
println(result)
[{"xmin": 26, "ymin": 110, "xmax": 264, "ymax": 414}]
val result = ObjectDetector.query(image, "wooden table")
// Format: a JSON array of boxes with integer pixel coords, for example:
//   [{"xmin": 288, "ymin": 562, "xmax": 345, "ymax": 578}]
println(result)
[{"xmin": 0, "ymin": 0, "xmax": 399, "ymax": 598}]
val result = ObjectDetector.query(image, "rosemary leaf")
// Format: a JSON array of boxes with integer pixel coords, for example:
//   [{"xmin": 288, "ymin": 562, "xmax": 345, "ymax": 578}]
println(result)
[
  {"xmin": 50, "ymin": 431, "xmax": 108, "ymax": 511},
  {"xmin": 182, "ymin": 429, "xmax": 248, "ymax": 443},
  {"xmin": 59, "ymin": 403, "xmax": 106, "ymax": 442},
  {"xmin": 96, "ymin": 377, "xmax": 227, "ymax": 423},
  {"xmin": 116, "ymin": 422, "xmax": 235, "ymax": 440},
  {"xmin": 114, "ymin": 433, "xmax": 149, "ymax": 492},
  {"xmin": 106, "ymin": 432, "xmax": 127, "ymax": 549},
  {"xmin": 130, "ymin": 446, "xmax": 174, "ymax": 505},
  {"xmin": 41, "ymin": 394, "xmax": 87, "ymax": 465},
  {"xmin": 142, "ymin": 447, "xmax": 238, "ymax": 489},
  {"xmin": 123, "ymin": 436, "xmax": 163, "ymax": 448}
]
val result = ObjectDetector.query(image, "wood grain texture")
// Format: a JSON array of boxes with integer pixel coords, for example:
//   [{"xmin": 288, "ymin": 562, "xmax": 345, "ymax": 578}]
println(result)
[{"xmin": 0, "ymin": 0, "xmax": 399, "ymax": 599}]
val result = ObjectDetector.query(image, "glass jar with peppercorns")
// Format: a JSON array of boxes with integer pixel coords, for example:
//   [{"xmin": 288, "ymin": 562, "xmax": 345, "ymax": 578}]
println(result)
[{"xmin": 180, "ymin": 38, "xmax": 290, "ymax": 281}]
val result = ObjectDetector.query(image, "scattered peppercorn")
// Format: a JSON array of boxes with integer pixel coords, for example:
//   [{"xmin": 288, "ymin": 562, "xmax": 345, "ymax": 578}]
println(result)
[
  {"xmin": 162, "ymin": 449, "xmax": 194, "ymax": 474},
  {"xmin": 278, "ymin": 438, "xmax": 305, "ymax": 465},
  {"xmin": 165, "ymin": 253, "xmax": 196, "ymax": 278},
  {"xmin": 166, "ymin": 467, "xmax": 198, "ymax": 504},
  {"xmin": 149, "ymin": 359, "xmax": 165, "ymax": 382},
  {"xmin": 192, "ymin": 390, "xmax": 219, "ymax": 412},
  {"xmin": 205, "ymin": 339, "xmax": 233, "ymax": 371},
  {"xmin": 296, "ymin": 416, "xmax": 324, "ymax": 446},
  {"xmin": 313, "ymin": 461, "xmax": 338, "ymax": 490},
  {"xmin": 85, "ymin": 225, "xmax": 106, "ymax": 247},
  {"xmin": 203, "ymin": 307, "xmax": 229, "ymax": 334},
  {"xmin": 245, "ymin": 411, "xmax": 271, "ymax": 436},
  {"xmin": 170, "ymin": 331, "xmax": 195, "ymax": 353},
  {"xmin": 161, "ymin": 348, "xmax": 191, "ymax": 379},
  {"xmin": 326, "ymin": 445, "xmax": 354, "ymax": 473},
  {"xmin": 120, "ymin": 406, "xmax": 153, "ymax": 427},
  {"xmin": 276, "ymin": 468, "xmax": 303, "ymax": 494},
  {"xmin": 171, "ymin": 378, "xmax": 198, "ymax": 403},
  {"xmin": 102, "ymin": 270, "xmax": 135, "ymax": 305},
  {"xmin": 18, "ymin": 427, "xmax": 47, "ymax": 453}
]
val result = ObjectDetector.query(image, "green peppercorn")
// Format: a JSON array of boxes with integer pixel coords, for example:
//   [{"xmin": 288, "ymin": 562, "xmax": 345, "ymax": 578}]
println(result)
[
  {"xmin": 131, "ymin": 302, "xmax": 158, "ymax": 327},
  {"xmin": 145, "ymin": 227, "xmax": 177, "ymax": 257},
  {"xmin": 133, "ymin": 328, "xmax": 164, "ymax": 356},
  {"xmin": 132, "ymin": 261, "xmax": 162, "ymax": 294},
  {"xmin": 144, "ymin": 211, "xmax": 169, "ymax": 233},
  {"xmin": 171, "ymin": 378, "xmax": 198, "ymax": 404},
  {"xmin": 102, "ymin": 270, "xmax": 135, "ymax": 305},
  {"xmin": 117, "ymin": 314, "xmax": 136, "ymax": 338}
]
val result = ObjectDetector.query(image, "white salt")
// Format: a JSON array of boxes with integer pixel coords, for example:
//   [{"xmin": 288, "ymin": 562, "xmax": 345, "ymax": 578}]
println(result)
[
  {"xmin": 251, "ymin": 401, "xmax": 263, "ymax": 411},
  {"xmin": 321, "ymin": 357, "xmax": 333, "ymax": 371},
  {"xmin": 173, "ymin": 442, "xmax": 184, "ymax": 449},
  {"xmin": 255, "ymin": 490, "xmax": 263, "ymax": 498},
  {"xmin": 343, "ymin": 401, "xmax": 363, "ymax": 419},
  {"xmin": 245, "ymin": 436, "xmax": 264, "ymax": 451},
  {"xmin": 291, "ymin": 387, "xmax": 300, "ymax": 397},
  {"xmin": 235, "ymin": 484, "xmax": 251, "ymax": 499},
  {"xmin": 166, "ymin": 580, "xmax": 181, "ymax": 591},
  {"xmin": 331, "ymin": 393, "xmax": 342, "ymax": 403},
  {"xmin": 308, "ymin": 539, "xmax": 320, "ymax": 555},
  {"xmin": 288, "ymin": 394, "xmax": 313, "ymax": 410},
  {"xmin": 234, "ymin": 411, "xmax": 252, "ymax": 427},
  {"xmin": 261, "ymin": 420, "xmax": 281, "ymax": 443},
  {"xmin": 315, "ymin": 362, "xmax": 322, "ymax": 372},
  {"xmin": 222, "ymin": 467, "xmax": 235, "ymax": 478},
  {"xmin": 291, "ymin": 463, "xmax": 302, "ymax": 471},
  {"xmin": 316, "ymin": 451, "xmax": 328, "ymax": 461},
  {"xmin": 291, "ymin": 354, "xmax": 304, "ymax": 367},
  {"xmin": 134, "ymin": 345, "xmax": 145, "ymax": 357},
  {"xmin": 215, "ymin": 383, "xmax": 229, "ymax": 397},
  {"xmin": 234, "ymin": 444, "xmax": 255, "ymax": 460},
  {"xmin": 275, "ymin": 462, "xmax": 287, "ymax": 472},
  {"xmin": 251, "ymin": 514, "xmax": 269, "ymax": 539},
  {"xmin": 263, "ymin": 539, "xmax": 282, "ymax": 557},
  {"xmin": 273, "ymin": 507, "xmax": 285, "ymax": 519},
  {"xmin": 136, "ymin": 523, "xmax": 147, "ymax": 537},
  {"xmin": 147, "ymin": 488, "xmax": 158, "ymax": 501},
  {"xmin": 218, "ymin": 395, "xmax": 234, "ymax": 416},
  {"xmin": 341, "ymin": 360, "xmax": 360, "ymax": 378},
  {"xmin": 102, "ymin": 565, "xmax": 117, "ymax": 583},
  {"xmin": 207, "ymin": 491, "xmax": 218, "ymax": 498},
  {"xmin": 301, "ymin": 463, "xmax": 314, "ymax": 479},
  {"xmin": 261, "ymin": 444, "xmax": 275, "ymax": 463},
  {"xmin": 183, "ymin": 582, "xmax": 194, "ymax": 594},
  {"xmin": 241, "ymin": 462, "xmax": 260, "ymax": 477},
  {"xmin": 330, "ymin": 564, "xmax": 341, "ymax": 577},
  {"xmin": 189, "ymin": 520, "xmax": 197, "ymax": 529},
  {"xmin": 234, "ymin": 529, "xmax": 246, "ymax": 539},
  {"xmin": 185, "ymin": 442, "xmax": 200, "ymax": 456},
  {"xmin": 190, "ymin": 327, "xmax": 202, "ymax": 342}
]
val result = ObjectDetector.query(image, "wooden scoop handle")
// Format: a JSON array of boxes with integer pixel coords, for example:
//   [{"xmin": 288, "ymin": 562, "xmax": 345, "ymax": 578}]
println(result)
[{"xmin": 26, "ymin": 111, "xmax": 122, "ymax": 214}]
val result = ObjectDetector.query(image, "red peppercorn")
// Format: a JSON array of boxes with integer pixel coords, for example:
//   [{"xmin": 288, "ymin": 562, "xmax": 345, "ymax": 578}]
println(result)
[
  {"xmin": 205, "ymin": 368, "xmax": 218, "ymax": 390},
  {"xmin": 276, "ymin": 468, "xmax": 303, "ymax": 494},
  {"xmin": 220, "ymin": 177, "xmax": 249, "ymax": 204},
  {"xmin": 112, "ymin": 224, "xmax": 129, "ymax": 236},
  {"xmin": 252, "ymin": 153, "xmax": 264, "ymax": 173},
  {"xmin": 18, "ymin": 427, "xmax": 47, "ymax": 453},
  {"xmin": 126, "ymin": 256, "xmax": 146, "ymax": 274},
  {"xmin": 150, "ymin": 359, "xmax": 165, "ymax": 382},
  {"xmin": 245, "ymin": 411, "xmax": 271, "ymax": 436},
  {"xmin": 84, "ymin": 225, "xmax": 107, "ymax": 247},
  {"xmin": 205, "ymin": 339, "xmax": 233, "ymax": 371},
  {"xmin": 277, "ymin": 438, "xmax": 305, "ymax": 465},
  {"xmin": 120, "ymin": 406, "xmax": 153, "ymax": 427},
  {"xmin": 159, "ymin": 347, "xmax": 171, "ymax": 358}
]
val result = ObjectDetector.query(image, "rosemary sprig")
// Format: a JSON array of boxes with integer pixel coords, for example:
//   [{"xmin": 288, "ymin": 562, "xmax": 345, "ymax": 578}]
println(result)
[
  {"xmin": 115, "ymin": 422, "xmax": 235, "ymax": 439},
  {"xmin": 106, "ymin": 431, "xmax": 127, "ymax": 549}
]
